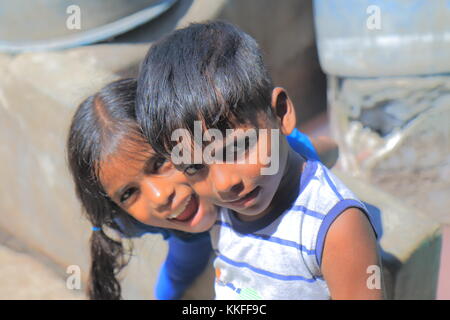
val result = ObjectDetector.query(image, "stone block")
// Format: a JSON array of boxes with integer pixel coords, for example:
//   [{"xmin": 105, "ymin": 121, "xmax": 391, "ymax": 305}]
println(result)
[
  {"xmin": 329, "ymin": 75, "xmax": 450, "ymax": 225},
  {"xmin": 333, "ymin": 169, "xmax": 440, "ymax": 262},
  {"xmin": 394, "ymin": 231, "xmax": 442, "ymax": 300},
  {"xmin": 333, "ymin": 169, "xmax": 441, "ymax": 299}
]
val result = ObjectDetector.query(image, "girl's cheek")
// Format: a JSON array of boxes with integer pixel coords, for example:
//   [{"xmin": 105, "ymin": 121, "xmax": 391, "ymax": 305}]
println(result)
[
  {"xmin": 129, "ymin": 210, "xmax": 167, "ymax": 229},
  {"xmin": 127, "ymin": 201, "xmax": 154, "ymax": 224}
]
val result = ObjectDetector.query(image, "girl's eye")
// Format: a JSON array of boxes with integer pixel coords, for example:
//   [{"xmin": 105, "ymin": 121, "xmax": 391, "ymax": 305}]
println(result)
[
  {"xmin": 145, "ymin": 157, "xmax": 168, "ymax": 175},
  {"xmin": 154, "ymin": 157, "xmax": 166, "ymax": 172},
  {"xmin": 184, "ymin": 164, "xmax": 205, "ymax": 176},
  {"xmin": 120, "ymin": 187, "xmax": 137, "ymax": 204}
]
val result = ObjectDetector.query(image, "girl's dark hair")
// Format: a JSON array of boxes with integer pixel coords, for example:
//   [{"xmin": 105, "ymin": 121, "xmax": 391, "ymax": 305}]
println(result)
[
  {"xmin": 136, "ymin": 20, "xmax": 275, "ymax": 157},
  {"xmin": 67, "ymin": 78, "xmax": 148, "ymax": 299}
]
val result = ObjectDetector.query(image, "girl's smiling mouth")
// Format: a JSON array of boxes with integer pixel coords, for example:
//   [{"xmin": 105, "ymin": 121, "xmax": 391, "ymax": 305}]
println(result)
[{"xmin": 168, "ymin": 194, "xmax": 199, "ymax": 222}]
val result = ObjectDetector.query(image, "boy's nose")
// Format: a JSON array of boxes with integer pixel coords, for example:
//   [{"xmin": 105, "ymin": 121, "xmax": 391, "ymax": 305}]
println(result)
[
  {"xmin": 210, "ymin": 165, "xmax": 244, "ymax": 201},
  {"xmin": 142, "ymin": 178, "xmax": 175, "ymax": 214}
]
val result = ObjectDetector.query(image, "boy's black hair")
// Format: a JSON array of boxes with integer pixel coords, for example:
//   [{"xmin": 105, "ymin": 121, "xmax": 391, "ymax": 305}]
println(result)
[
  {"xmin": 67, "ymin": 78, "xmax": 149, "ymax": 300},
  {"xmin": 136, "ymin": 20, "xmax": 275, "ymax": 157}
]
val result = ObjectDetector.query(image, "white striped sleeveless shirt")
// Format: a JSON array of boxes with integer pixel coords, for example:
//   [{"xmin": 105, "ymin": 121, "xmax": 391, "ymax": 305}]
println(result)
[{"xmin": 210, "ymin": 159, "xmax": 378, "ymax": 300}]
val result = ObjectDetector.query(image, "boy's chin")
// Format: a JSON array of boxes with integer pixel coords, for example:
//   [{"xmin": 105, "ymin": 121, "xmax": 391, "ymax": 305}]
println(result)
[{"xmin": 228, "ymin": 200, "xmax": 273, "ymax": 222}]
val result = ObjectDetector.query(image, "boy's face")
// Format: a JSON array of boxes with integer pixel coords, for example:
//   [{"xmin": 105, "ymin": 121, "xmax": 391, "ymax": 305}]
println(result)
[
  {"xmin": 181, "ymin": 124, "xmax": 289, "ymax": 221},
  {"xmin": 99, "ymin": 137, "xmax": 218, "ymax": 233},
  {"xmin": 178, "ymin": 88, "xmax": 296, "ymax": 221}
]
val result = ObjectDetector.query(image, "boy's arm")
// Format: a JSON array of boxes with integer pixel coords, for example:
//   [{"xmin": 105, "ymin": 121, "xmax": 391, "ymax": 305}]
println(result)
[{"xmin": 321, "ymin": 207, "xmax": 384, "ymax": 299}]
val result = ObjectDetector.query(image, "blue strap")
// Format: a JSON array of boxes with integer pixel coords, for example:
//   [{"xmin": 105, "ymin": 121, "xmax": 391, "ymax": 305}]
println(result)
[{"xmin": 286, "ymin": 128, "xmax": 320, "ymax": 161}]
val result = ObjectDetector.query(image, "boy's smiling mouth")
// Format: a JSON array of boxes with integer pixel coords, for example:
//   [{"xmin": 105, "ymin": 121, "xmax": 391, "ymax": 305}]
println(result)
[{"xmin": 224, "ymin": 186, "xmax": 261, "ymax": 208}]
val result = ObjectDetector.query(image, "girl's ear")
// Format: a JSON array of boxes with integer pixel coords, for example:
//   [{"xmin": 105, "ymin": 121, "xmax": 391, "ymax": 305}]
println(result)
[{"xmin": 271, "ymin": 87, "xmax": 297, "ymax": 135}]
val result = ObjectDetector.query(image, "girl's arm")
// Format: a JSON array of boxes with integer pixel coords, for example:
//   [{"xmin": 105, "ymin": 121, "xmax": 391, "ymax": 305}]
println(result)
[
  {"xmin": 321, "ymin": 207, "xmax": 384, "ymax": 299},
  {"xmin": 309, "ymin": 136, "xmax": 339, "ymax": 169},
  {"xmin": 287, "ymin": 128, "xmax": 339, "ymax": 169}
]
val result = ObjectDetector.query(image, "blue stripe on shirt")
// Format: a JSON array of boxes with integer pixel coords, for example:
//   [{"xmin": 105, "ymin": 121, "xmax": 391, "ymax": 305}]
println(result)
[
  {"xmin": 290, "ymin": 205, "xmax": 326, "ymax": 219},
  {"xmin": 321, "ymin": 167, "xmax": 343, "ymax": 201},
  {"xmin": 215, "ymin": 220, "xmax": 315, "ymax": 255},
  {"xmin": 219, "ymin": 281, "xmax": 241, "ymax": 294},
  {"xmin": 215, "ymin": 251, "xmax": 319, "ymax": 283}
]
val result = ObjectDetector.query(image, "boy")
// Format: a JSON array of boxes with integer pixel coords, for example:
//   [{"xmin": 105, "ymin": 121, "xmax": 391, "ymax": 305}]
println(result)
[{"xmin": 136, "ymin": 21, "xmax": 383, "ymax": 299}]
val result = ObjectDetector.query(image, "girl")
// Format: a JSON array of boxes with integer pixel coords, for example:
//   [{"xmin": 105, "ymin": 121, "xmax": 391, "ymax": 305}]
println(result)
[
  {"xmin": 67, "ymin": 78, "xmax": 215, "ymax": 300},
  {"xmin": 67, "ymin": 78, "xmax": 335, "ymax": 300}
]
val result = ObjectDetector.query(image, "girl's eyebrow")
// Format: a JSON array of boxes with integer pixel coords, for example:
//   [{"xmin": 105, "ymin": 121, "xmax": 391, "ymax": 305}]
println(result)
[
  {"xmin": 110, "ymin": 152, "xmax": 165, "ymax": 201},
  {"xmin": 142, "ymin": 153, "xmax": 164, "ymax": 173}
]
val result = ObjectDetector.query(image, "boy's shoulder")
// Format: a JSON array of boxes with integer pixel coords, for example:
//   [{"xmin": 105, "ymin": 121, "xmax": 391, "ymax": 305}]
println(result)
[
  {"xmin": 292, "ymin": 159, "xmax": 377, "ymax": 270},
  {"xmin": 290, "ymin": 158, "xmax": 373, "ymax": 241},
  {"xmin": 295, "ymin": 159, "xmax": 365, "ymax": 213}
]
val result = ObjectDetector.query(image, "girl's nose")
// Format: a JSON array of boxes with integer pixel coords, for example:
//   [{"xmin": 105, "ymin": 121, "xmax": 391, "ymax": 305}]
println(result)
[{"xmin": 142, "ymin": 178, "xmax": 175, "ymax": 213}]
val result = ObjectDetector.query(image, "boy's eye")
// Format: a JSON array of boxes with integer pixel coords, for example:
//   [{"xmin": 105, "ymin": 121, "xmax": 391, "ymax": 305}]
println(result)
[
  {"xmin": 120, "ymin": 187, "xmax": 137, "ymax": 204},
  {"xmin": 184, "ymin": 164, "xmax": 205, "ymax": 176},
  {"xmin": 229, "ymin": 136, "xmax": 254, "ymax": 160},
  {"xmin": 237, "ymin": 137, "xmax": 251, "ymax": 152}
]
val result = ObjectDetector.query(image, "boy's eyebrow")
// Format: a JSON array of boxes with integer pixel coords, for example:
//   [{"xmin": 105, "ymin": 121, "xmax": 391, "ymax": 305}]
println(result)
[
  {"xmin": 222, "ymin": 130, "xmax": 258, "ymax": 149},
  {"xmin": 223, "ymin": 136, "xmax": 243, "ymax": 151}
]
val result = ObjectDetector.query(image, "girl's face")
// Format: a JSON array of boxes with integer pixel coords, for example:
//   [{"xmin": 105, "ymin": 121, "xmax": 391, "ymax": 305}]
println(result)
[{"xmin": 99, "ymin": 137, "xmax": 218, "ymax": 233}]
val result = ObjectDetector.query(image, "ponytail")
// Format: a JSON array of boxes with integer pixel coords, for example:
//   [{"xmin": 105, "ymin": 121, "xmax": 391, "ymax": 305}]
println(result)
[
  {"xmin": 66, "ymin": 78, "xmax": 140, "ymax": 299},
  {"xmin": 88, "ymin": 224, "xmax": 130, "ymax": 299},
  {"xmin": 71, "ymin": 175, "xmax": 133, "ymax": 299}
]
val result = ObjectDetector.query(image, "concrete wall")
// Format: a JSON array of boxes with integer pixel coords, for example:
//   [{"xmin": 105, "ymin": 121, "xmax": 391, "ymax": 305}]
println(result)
[{"xmin": 0, "ymin": 44, "xmax": 151, "ymax": 298}]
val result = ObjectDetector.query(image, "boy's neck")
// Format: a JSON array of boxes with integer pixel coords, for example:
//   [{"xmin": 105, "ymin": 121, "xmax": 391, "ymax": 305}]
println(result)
[
  {"xmin": 235, "ymin": 146, "xmax": 305, "ymax": 222},
  {"xmin": 265, "ymin": 147, "xmax": 305, "ymax": 216}
]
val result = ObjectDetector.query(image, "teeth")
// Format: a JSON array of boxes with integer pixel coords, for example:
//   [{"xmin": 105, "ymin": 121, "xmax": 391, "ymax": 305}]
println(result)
[{"xmin": 167, "ymin": 195, "xmax": 191, "ymax": 220}]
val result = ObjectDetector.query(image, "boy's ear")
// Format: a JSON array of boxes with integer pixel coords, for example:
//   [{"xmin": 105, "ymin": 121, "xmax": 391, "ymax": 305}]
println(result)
[{"xmin": 271, "ymin": 87, "xmax": 296, "ymax": 135}]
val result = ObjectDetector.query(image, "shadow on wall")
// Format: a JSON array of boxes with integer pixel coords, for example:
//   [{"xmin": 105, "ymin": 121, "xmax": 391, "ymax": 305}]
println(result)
[{"xmin": 111, "ymin": 0, "xmax": 194, "ymax": 44}]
